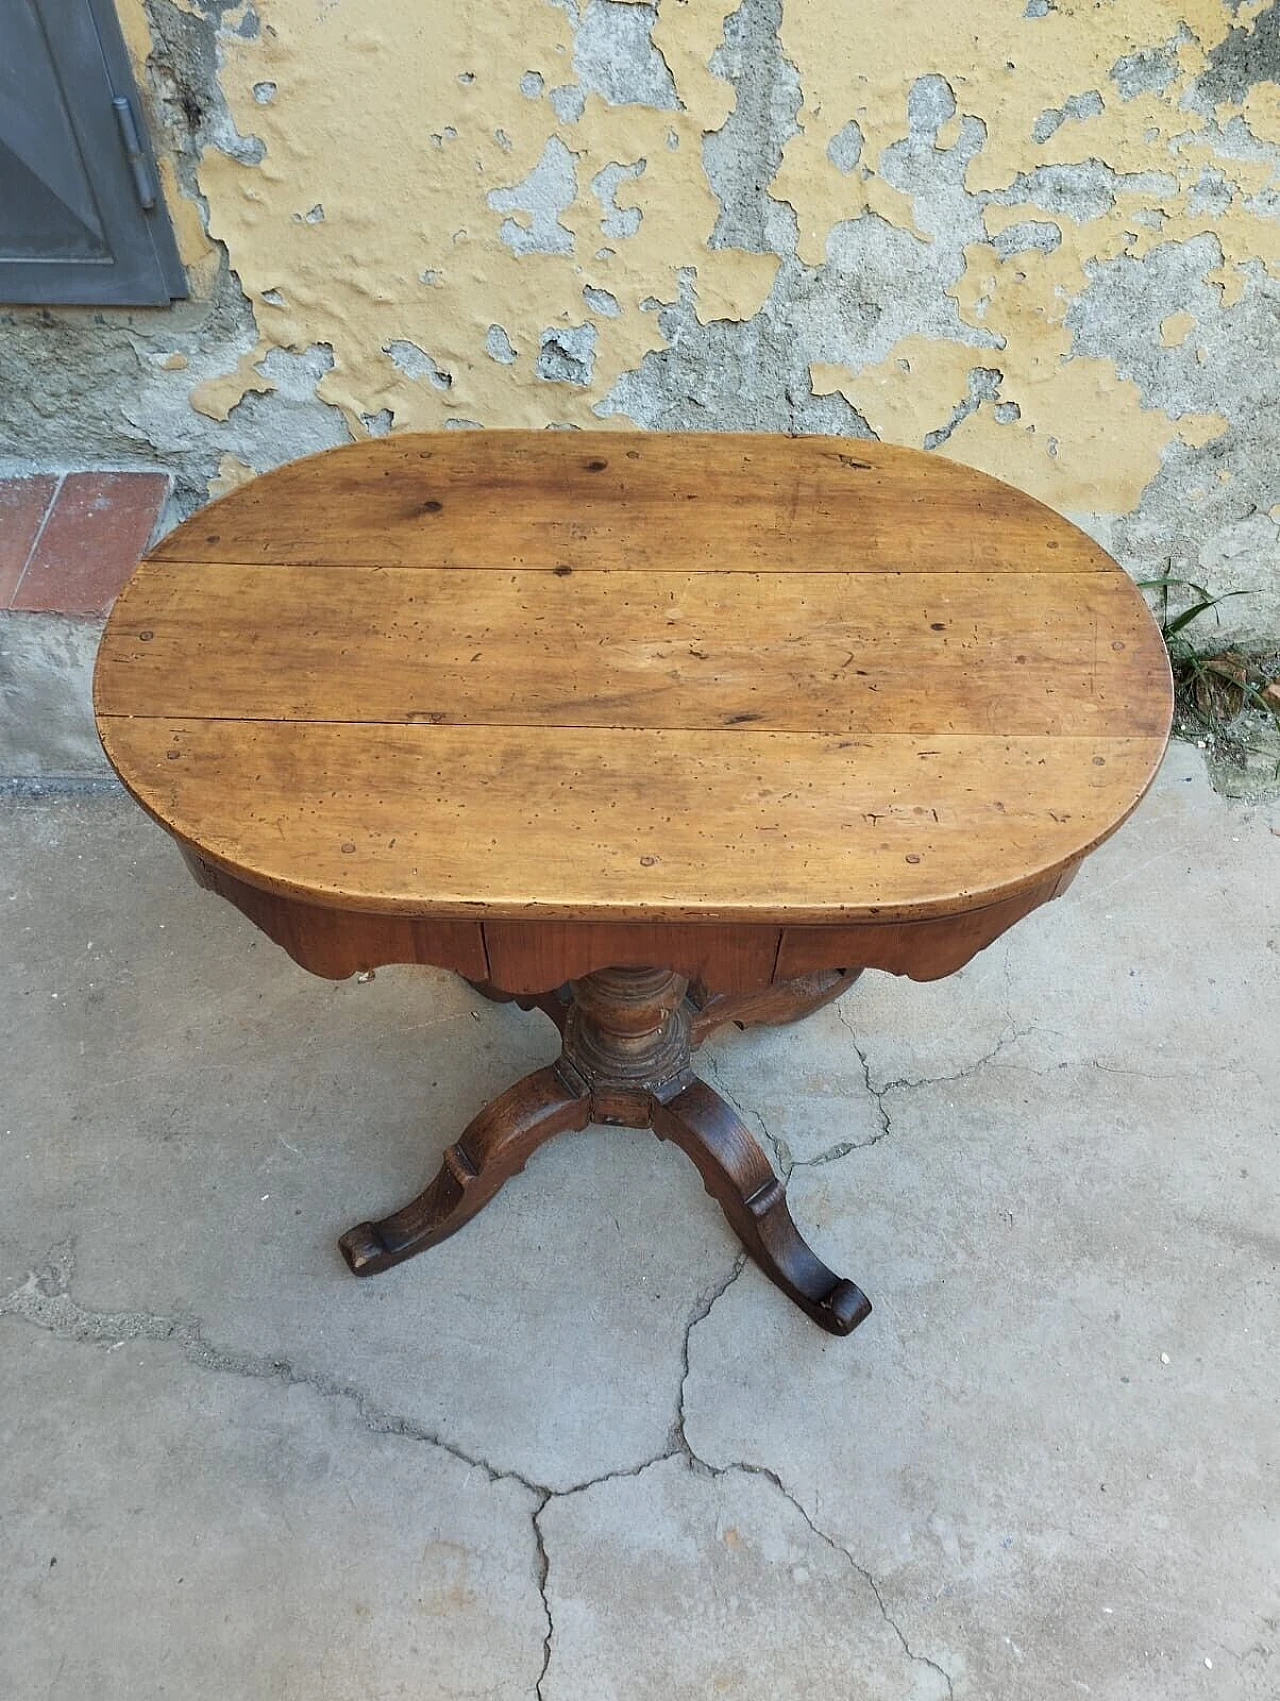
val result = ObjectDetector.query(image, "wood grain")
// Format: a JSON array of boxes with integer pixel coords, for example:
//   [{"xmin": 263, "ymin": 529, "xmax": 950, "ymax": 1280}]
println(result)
[
  {"xmin": 96, "ymin": 562, "xmax": 1169, "ymax": 738},
  {"xmin": 97, "ymin": 430, "xmax": 1171, "ymax": 948},
  {"xmin": 169, "ymin": 862, "xmax": 1071, "ymax": 992},
  {"xmin": 181, "ymin": 850, "xmax": 488, "ymax": 981},
  {"xmin": 483, "ymin": 919, "xmax": 781, "ymax": 993},
  {"xmin": 100, "ymin": 715, "xmax": 1164, "ymax": 923},
  {"xmin": 146, "ymin": 433, "xmax": 1115, "ymax": 575}
]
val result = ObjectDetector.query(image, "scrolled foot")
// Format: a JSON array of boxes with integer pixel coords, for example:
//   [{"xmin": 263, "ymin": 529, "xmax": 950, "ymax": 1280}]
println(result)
[
  {"xmin": 652, "ymin": 1076, "xmax": 871, "ymax": 1336},
  {"xmin": 339, "ymin": 1064, "xmax": 589, "ymax": 1277}
]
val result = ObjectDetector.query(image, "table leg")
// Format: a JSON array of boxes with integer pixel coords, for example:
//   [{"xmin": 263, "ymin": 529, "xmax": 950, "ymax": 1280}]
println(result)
[
  {"xmin": 345, "ymin": 966, "xmax": 872, "ymax": 1337},
  {"xmin": 651, "ymin": 1077, "xmax": 871, "ymax": 1335},
  {"xmin": 339, "ymin": 1063, "xmax": 589, "ymax": 1275}
]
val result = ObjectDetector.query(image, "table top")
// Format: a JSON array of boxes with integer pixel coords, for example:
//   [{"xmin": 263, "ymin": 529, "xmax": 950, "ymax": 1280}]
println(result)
[{"xmin": 95, "ymin": 431, "xmax": 1172, "ymax": 927}]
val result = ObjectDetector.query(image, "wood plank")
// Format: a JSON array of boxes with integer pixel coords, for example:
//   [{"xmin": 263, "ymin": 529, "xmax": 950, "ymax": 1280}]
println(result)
[
  {"xmin": 95, "ymin": 562, "xmax": 1171, "ymax": 738},
  {"xmin": 148, "ymin": 432, "xmax": 1114, "ymax": 575},
  {"xmin": 97, "ymin": 718, "xmax": 1167, "ymax": 924}
]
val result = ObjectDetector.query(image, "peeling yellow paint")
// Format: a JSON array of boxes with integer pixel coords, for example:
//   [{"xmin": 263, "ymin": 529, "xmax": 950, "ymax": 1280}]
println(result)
[
  {"xmin": 1177, "ymin": 413, "xmax": 1230, "ymax": 449},
  {"xmin": 1160, "ymin": 312, "xmax": 1197, "ymax": 347},
  {"xmin": 208, "ymin": 453, "xmax": 256, "ymax": 499},
  {"xmin": 129, "ymin": 0, "xmax": 1280, "ymax": 523},
  {"xmin": 815, "ymin": 338, "xmax": 1176, "ymax": 511},
  {"xmin": 194, "ymin": 0, "xmax": 757, "ymax": 438},
  {"xmin": 189, "ymin": 346, "xmax": 274, "ymax": 423}
]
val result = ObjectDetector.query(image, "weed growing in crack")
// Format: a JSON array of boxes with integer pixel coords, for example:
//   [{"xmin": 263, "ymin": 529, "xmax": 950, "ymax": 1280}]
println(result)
[{"xmin": 1140, "ymin": 574, "xmax": 1280, "ymax": 776}]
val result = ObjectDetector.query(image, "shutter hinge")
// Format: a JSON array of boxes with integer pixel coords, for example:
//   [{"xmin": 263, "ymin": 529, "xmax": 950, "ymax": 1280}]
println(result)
[{"xmin": 111, "ymin": 95, "xmax": 157, "ymax": 211}]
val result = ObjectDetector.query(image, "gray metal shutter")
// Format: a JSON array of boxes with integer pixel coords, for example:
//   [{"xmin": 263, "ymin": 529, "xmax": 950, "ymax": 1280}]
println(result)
[{"xmin": 0, "ymin": 0, "xmax": 186, "ymax": 305}]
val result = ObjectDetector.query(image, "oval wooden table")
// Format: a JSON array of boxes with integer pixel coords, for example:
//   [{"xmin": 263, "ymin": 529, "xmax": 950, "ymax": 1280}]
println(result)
[{"xmin": 94, "ymin": 432, "xmax": 1172, "ymax": 1337}]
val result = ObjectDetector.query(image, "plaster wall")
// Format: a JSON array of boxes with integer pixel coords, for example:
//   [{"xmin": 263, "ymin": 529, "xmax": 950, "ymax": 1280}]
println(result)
[{"xmin": 3, "ymin": 0, "xmax": 1280, "ymax": 634}]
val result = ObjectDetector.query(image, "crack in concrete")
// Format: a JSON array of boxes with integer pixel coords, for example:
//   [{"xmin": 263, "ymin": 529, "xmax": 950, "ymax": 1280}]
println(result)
[
  {"xmin": 4, "ymin": 1228, "xmax": 954, "ymax": 1697},
  {"xmin": 834, "ymin": 998, "xmax": 893, "ymax": 1149},
  {"xmin": 699, "ymin": 1049, "xmax": 793, "ymax": 1175},
  {"xmin": 531, "ymin": 1492, "xmax": 554, "ymax": 1701},
  {"xmin": 723, "ymin": 1460, "xmax": 955, "ymax": 1700},
  {"xmin": 832, "ymin": 995, "xmax": 1033, "ymax": 1103},
  {"xmin": 0, "ymin": 1234, "xmax": 746, "ymax": 1701},
  {"xmin": 672, "ymin": 1251, "xmax": 749, "ymax": 1461},
  {"xmin": 874, "ymin": 1021, "xmax": 1032, "ymax": 1096},
  {"xmin": 0, "ymin": 1238, "xmax": 545, "ymax": 1494},
  {"xmin": 6, "ymin": 1233, "xmax": 952, "ymax": 1698},
  {"xmin": 671, "ymin": 1252, "xmax": 953, "ymax": 1698}
]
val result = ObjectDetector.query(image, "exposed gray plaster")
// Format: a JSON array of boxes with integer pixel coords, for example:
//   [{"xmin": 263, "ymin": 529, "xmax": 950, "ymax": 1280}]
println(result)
[
  {"xmin": 601, "ymin": 84, "xmax": 1003, "ymax": 440},
  {"xmin": 1068, "ymin": 234, "xmax": 1280, "ymax": 634},
  {"xmin": 702, "ymin": 0, "xmax": 802, "ymax": 258},
  {"xmin": 485, "ymin": 324, "xmax": 518, "ymax": 362},
  {"xmin": 1195, "ymin": 1, "xmax": 1280, "ymax": 108},
  {"xmin": 0, "ymin": 270, "xmax": 350, "ymax": 512},
  {"xmin": 923, "ymin": 365, "xmax": 1004, "ymax": 450},
  {"xmin": 548, "ymin": 83, "xmax": 585, "ymax": 124},
  {"xmin": 537, "ymin": 323, "xmax": 597, "ymax": 384},
  {"xmin": 582, "ymin": 285, "xmax": 620, "ymax": 317},
  {"xmin": 881, "ymin": 77, "xmax": 988, "ymax": 251},
  {"xmin": 384, "ymin": 339, "xmax": 453, "ymax": 387},
  {"xmin": 1110, "ymin": 43, "xmax": 1180, "ymax": 101},
  {"xmin": 1188, "ymin": 164, "xmax": 1236, "ymax": 216},
  {"xmin": 590, "ymin": 159, "xmax": 645, "ymax": 239},
  {"xmin": 572, "ymin": 1, "xmax": 678, "ymax": 110},
  {"xmin": 488, "ymin": 136, "xmax": 578, "ymax": 256},
  {"xmin": 143, "ymin": 0, "xmax": 262, "ymax": 191},
  {"xmin": 1032, "ymin": 87, "xmax": 1104, "ymax": 142},
  {"xmin": 992, "ymin": 217, "xmax": 1063, "ymax": 259},
  {"xmin": 906, "ymin": 71, "xmax": 956, "ymax": 136},
  {"xmin": 992, "ymin": 160, "xmax": 1178, "ymax": 222},
  {"xmin": 826, "ymin": 119, "xmax": 864, "ymax": 174}
]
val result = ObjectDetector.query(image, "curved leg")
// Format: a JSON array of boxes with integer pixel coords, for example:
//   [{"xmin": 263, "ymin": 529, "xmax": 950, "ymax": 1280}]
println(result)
[
  {"xmin": 339, "ymin": 1064, "xmax": 589, "ymax": 1276},
  {"xmin": 688, "ymin": 969, "xmax": 863, "ymax": 1048},
  {"xmin": 651, "ymin": 1076, "xmax": 871, "ymax": 1336}
]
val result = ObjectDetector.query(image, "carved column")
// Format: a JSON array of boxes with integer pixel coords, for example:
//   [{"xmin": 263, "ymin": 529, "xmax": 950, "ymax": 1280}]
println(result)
[{"xmin": 559, "ymin": 966, "xmax": 692, "ymax": 1124}]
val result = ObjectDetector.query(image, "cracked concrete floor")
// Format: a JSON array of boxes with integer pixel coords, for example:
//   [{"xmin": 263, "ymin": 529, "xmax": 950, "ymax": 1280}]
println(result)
[{"xmin": 1, "ymin": 743, "xmax": 1277, "ymax": 1700}]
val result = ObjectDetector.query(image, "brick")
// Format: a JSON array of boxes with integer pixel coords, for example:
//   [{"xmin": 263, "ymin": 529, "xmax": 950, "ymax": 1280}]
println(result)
[
  {"xmin": 0, "ymin": 475, "xmax": 58, "ymax": 607},
  {"xmin": 13, "ymin": 471, "xmax": 169, "ymax": 615}
]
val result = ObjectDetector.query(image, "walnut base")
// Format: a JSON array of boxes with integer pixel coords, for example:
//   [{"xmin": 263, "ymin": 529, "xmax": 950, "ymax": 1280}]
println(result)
[{"xmin": 338, "ymin": 966, "xmax": 871, "ymax": 1337}]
